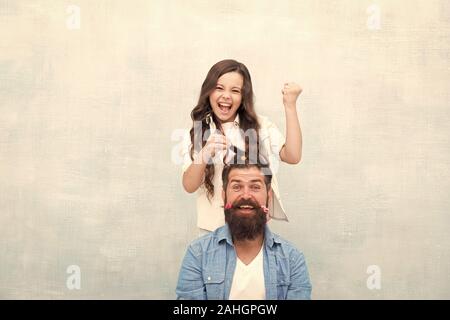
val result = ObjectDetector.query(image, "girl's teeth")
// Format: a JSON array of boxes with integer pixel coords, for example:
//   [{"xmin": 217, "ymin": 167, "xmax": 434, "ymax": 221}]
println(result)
[{"xmin": 219, "ymin": 104, "xmax": 231, "ymax": 113}]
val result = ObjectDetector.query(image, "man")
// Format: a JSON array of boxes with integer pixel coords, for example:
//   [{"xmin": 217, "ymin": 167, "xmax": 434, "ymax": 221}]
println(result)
[{"xmin": 176, "ymin": 155, "xmax": 312, "ymax": 300}]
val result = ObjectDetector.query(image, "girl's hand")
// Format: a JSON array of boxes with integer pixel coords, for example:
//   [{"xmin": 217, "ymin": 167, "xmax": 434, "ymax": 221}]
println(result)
[
  {"xmin": 201, "ymin": 133, "xmax": 228, "ymax": 163},
  {"xmin": 281, "ymin": 82, "xmax": 302, "ymax": 108}
]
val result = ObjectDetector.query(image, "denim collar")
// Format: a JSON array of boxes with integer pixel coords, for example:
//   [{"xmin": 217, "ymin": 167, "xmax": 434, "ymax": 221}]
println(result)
[{"xmin": 216, "ymin": 223, "xmax": 281, "ymax": 249}]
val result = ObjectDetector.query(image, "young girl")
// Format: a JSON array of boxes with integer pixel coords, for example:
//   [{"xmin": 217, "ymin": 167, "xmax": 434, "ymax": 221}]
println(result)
[{"xmin": 181, "ymin": 59, "xmax": 303, "ymax": 234}]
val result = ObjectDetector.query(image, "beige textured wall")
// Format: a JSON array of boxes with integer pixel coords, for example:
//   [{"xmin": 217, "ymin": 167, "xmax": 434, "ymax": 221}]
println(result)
[{"xmin": 1, "ymin": 0, "xmax": 449, "ymax": 299}]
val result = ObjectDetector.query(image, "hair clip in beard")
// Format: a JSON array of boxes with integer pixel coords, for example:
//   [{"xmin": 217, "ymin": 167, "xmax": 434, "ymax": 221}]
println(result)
[
  {"xmin": 260, "ymin": 205, "xmax": 269, "ymax": 214},
  {"xmin": 224, "ymin": 203, "xmax": 232, "ymax": 210}
]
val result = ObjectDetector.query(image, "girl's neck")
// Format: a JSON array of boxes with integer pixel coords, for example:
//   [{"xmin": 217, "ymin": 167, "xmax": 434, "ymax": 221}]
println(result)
[
  {"xmin": 215, "ymin": 114, "xmax": 237, "ymax": 134},
  {"xmin": 219, "ymin": 116, "xmax": 237, "ymax": 124}
]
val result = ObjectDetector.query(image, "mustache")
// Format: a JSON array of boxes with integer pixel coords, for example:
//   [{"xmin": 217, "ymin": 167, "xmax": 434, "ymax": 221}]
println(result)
[{"xmin": 225, "ymin": 198, "xmax": 261, "ymax": 211}]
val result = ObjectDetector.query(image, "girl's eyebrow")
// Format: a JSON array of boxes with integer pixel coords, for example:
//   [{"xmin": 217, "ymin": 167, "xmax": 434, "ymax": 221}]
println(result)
[{"xmin": 216, "ymin": 83, "xmax": 242, "ymax": 90}]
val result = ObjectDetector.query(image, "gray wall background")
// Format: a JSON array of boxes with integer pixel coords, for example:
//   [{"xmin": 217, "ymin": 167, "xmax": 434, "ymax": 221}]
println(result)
[{"xmin": 1, "ymin": 0, "xmax": 449, "ymax": 299}]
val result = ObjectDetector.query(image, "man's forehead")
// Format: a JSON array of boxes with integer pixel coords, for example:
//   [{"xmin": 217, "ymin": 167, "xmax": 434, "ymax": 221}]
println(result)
[{"xmin": 228, "ymin": 167, "xmax": 265, "ymax": 182}]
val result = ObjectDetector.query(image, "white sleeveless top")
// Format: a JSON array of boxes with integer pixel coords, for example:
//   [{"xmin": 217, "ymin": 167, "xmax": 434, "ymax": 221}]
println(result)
[{"xmin": 181, "ymin": 114, "xmax": 288, "ymax": 231}]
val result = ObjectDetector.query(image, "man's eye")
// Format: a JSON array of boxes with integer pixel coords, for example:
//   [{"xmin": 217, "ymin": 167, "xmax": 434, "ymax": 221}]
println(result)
[
  {"xmin": 232, "ymin": 185, "xmax": 241, "ymax": 191},
  {"xmin": 251, "ymin": 185, "xmax": 261, "ymax": 190}
]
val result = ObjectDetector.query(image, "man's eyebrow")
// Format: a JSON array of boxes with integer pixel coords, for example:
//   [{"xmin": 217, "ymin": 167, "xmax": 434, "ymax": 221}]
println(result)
[{"xmin": 229, "ymin": 179, "xmax": 263, "ymax": 184}]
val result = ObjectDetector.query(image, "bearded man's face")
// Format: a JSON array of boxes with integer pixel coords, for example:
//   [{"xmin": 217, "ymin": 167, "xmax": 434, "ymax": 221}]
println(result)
[{"xmin": 222, "ymin": 167, "xmax": 272, "ymax": 241}]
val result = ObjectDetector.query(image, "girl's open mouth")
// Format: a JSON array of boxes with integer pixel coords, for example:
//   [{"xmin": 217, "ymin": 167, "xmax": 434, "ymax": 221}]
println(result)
[{"xmin": 218, "ymin": 103, "xmax": 232, "ymax": 114}]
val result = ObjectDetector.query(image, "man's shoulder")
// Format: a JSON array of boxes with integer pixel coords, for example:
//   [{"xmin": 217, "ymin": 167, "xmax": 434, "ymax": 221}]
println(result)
[
  {"xmin": 269, "ymin": 230, "xmax": 306, "ymax": 259},
  {"xmin": 188, "ymin": 226, "xmax": 227, "ymax": 255}
]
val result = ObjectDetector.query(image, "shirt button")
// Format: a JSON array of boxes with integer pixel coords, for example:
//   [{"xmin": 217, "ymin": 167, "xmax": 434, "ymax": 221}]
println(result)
[{"xmin": 207, "ymin": 276, "xmax": 211, "ymax": 281}]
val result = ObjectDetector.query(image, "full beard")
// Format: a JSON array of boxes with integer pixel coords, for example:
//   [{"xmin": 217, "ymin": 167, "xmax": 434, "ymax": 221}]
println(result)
[{"xmin": 224, "ymin": 198, "xmax": 267, "ymax": 241}]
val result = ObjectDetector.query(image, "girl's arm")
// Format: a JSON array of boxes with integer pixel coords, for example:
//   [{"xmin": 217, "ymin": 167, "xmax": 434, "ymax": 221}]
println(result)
[
  {"xmin": 279, "ymin": 82, "xmax": 303, "ymax": 164},
  {"xmin": 182, "ymin": 134, "xmax": 228, "ymax": 193},
  {"xmin": 182, "ymin": 154, "xmax": 208, "ymax": 193}
]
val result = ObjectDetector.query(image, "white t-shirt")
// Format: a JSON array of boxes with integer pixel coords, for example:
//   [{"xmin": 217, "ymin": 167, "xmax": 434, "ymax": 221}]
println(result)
[
  {"xmin": 229, "ymin": 245, "xmax": 265, "ymax": 300},
  {"xmin": 181, "ymin": 114, "xmax": 288, "ymax": 231}
]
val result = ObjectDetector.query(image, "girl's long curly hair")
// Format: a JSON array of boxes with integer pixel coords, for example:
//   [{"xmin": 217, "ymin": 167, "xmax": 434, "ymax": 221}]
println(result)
[{"xmin": 189, "ymin": 59, "xmax": 260, "ymax": 201}]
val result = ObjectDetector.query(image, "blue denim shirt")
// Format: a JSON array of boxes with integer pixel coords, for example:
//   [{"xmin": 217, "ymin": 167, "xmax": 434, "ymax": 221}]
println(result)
[{"xmin": 176, "ymin": 224, "xmax": 312, "ymax": 300}]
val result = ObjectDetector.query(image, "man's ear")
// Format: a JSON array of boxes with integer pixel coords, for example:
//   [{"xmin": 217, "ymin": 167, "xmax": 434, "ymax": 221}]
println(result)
[
  {"xmin": 267, "ymin": 186, "xmax": 273, "ymax": 202},
  {"xmin": 266, "ymin": 186, "xmax": 273, "ymax": 223}
]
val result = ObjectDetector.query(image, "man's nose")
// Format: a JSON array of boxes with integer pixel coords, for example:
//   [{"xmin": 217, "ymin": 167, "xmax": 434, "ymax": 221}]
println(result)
[{"xmin": 241, "ymin": 187, "xmax": 252, "ymax": 198}]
